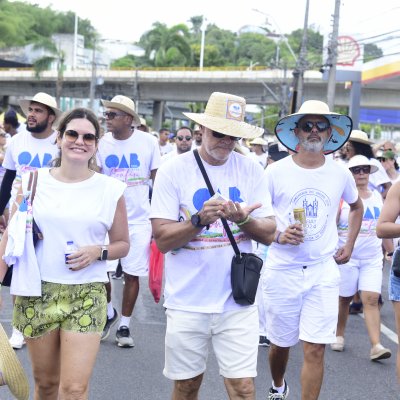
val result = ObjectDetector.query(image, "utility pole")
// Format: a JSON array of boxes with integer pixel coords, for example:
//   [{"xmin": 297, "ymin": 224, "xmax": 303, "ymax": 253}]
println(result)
[
  {"xmin": 326, "ymin": 0, "xmax": 341, "ymax": 109},
  {"xmin": 199, "ymin": 17, "xmax": 207, "ymax": 71},
  {"xmin": 89, "ymin": 41, "xmax": 96, "ymax": 109},
  {"xmin": 291, "ymin": 0, "xmax": 310, "ymax": 113}
]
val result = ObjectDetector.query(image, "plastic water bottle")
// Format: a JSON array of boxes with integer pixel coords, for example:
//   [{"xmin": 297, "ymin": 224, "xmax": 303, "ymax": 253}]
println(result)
[{"xmin": 65, "ymin": 240, "xmax": 77, "ymax": 264}]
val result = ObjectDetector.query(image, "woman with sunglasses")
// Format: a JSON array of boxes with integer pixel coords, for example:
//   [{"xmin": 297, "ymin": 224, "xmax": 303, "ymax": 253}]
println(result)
[
  {"xmin": 331, "ymin": 155, "xmax": 393, "ymax": 361},
  {"xmin": 0, "ymin": 108, "xmax": 130, "ymax": 399}
]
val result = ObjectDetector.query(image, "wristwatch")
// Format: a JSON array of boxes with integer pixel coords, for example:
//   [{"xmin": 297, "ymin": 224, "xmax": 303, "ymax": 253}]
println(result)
[
  {"xmin": 190, "ymin": 213, "xmax": 207, "ymax": 228},
  {"xmin": 98, "ymin": 246, "xmax": 108, "ymax": 261}
]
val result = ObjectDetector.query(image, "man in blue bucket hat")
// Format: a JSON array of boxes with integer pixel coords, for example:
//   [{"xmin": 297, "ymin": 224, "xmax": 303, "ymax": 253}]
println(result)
[{"xmin": 262, "ymin": 100, "xmax": 364, "ymax": 399}]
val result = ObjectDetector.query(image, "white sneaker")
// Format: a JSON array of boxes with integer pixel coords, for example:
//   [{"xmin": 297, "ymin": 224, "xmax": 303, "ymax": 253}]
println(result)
[
  {"xmin": 9, "ymin": 328, "xmax": 26, "ymax": 349},
  {"xmin": 370, "ymin": 343, "xmax": 391, "ymax": 361},
  {"xmin": 330, "ymin": 336, "xmax": 345, "ymax": 352}
]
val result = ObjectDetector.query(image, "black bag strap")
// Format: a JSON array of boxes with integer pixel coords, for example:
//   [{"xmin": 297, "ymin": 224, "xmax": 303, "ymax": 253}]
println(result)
[{"xmin": 193, "ymin": 149, "xmax": 241, "ymax": 257}]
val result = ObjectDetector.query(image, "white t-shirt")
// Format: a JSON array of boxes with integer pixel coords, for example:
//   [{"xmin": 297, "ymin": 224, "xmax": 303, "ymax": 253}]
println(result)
[
  {"xmin": 265, "ymin": 155, "xmax": 358, "ymax": 268},
  {"xmin": 159, "ymin": 142, "xmax": 174, "ymax": 156},
  {"xmin": 150, "ymin": 150, "xmax": 274, "ymax": 313},
  {"xmin": 248, "ymin": 152, "xmax": 268, "ymax": 168},
  {"xmin": 2, "ymin": 130, "xmax": 58, "ymax": 203},
  {"xmin": 97, "ymin": 130, "xmax": 161, "ymax": 225},
  {"xmin": 160, "ymin": 149, "xmax": 178, "ymax": 164},
  {"xmin": 337, "ymin": 190, "xmax": 382, "ymax": 260},
  {"xmin": 33, "ymin": 169, "xmax": 126, "ymax": 284}
]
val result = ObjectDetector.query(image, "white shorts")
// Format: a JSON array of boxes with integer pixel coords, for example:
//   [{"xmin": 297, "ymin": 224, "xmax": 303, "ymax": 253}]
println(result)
[
  {"xmin": 164, "ymin": 307, "xmax": 258, "ymax": 380},
  {"xmin": 263, "ymin": 257, "xmax": 340, "ymax": 347},
  {"xmin": 338, "ymin": 257, "xmax": 383, "ymax": 297},
  {"xmin": 120, "ymin": 224, "xmax": 152, "ymax": 276}
]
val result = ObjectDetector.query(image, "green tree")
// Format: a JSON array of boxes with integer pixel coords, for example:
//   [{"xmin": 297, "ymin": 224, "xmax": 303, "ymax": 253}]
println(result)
[
  {"xmin": 364, "ymin": 43, "xmax": 383, "ymax": 63},
  {"xmin": 139, "ymin": 22, "xmax": 192, "ymax": 67},
  {"xmin": 235, "ymin": 32, "xmax": 276, "ymax": 67},
  {"xmin": 32, "ymin": 38, "xmax": 65, "ymax": 104}
]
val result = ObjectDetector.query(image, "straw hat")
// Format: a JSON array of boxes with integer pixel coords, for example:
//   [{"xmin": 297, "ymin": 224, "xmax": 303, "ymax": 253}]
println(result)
[
  {"xmin": 349, "ymin": 130, "xmax": 374, "ymax": 145},
  {"xmin": 250, "ymin": 137, "xmax": 268, "ymax": 146},
  {"xmin": 101, "ymin": 95, "xmax": 141, "ymax": 127},
  {"xmin": 275, "ymin": 100, "xmax": 353, "ymax": 154},
  {"xmin": 19, "ymin": 92, "xmax": 62, "ymax": 123},
  {"xmin": 348, "ymin": 155, "xmax": 378, "ymax": 173},
  {"xmin": 183, "ymin": 92, "xmax": 264, "ymax": 139},
  {"xmin": 0, "ymin": 324, "xmax": 30, "ymax": 400}
]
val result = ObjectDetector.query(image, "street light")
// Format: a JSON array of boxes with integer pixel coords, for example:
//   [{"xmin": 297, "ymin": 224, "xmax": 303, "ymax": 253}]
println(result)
[
  {"xmin": 252, "ymin": 9, "xmax": 297, "ymax": 63},
  {"xmin": 199, "ymin": 17, "xmax": 207, "ymax": 71}
]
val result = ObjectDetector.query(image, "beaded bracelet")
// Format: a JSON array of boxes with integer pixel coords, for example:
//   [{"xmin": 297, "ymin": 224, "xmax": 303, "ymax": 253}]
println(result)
[{"xmin": 237, "ymin": 215, "xmax": 250, "ymax": 226}]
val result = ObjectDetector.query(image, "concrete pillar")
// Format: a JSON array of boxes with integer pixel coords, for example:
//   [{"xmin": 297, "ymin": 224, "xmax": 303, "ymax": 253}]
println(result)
[{"xmin": 153, "ymin": 101, "xmax": 165, "ymax": 132}]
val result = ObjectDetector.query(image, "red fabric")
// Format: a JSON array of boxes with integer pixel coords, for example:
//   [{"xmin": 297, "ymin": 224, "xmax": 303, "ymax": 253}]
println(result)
[{"xmin": 149, "ymin": 240, "xmax": 164, "ymax": 303}]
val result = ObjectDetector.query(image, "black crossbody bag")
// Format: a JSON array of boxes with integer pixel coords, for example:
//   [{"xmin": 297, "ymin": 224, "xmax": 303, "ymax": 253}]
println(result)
[{"xmin": 193, "ymin": 149, "xmax": 263, "ymax": 305}]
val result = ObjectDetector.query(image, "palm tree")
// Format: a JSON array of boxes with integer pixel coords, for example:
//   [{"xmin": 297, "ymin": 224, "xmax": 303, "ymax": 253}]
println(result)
[
  {"xmin": 32, "ymin": 38, "xmax": 65, "ymax": 105},
  {"xmin": 140, "ymin": 22, "xmax": 192, "ymax": 67}
]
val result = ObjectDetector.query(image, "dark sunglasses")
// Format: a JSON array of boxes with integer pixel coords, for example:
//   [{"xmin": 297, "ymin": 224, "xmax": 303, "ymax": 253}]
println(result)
[
  {"xmin": 177, "ymin": 135, "xmax": 192, "ymax": 141},
  {"xmin": 350, "ymin": 166, "xmax": 371, "ymax": 175},
  {"xmin": 212, "ymin": 131, "xmax": 241, "ymax": 142},
  {"xmin": 299, "ymin": 121, "xmax": 330, "ymax": 133},
  {"xmin": 64, "ymin": 130, "xmax": 97, "ymax": 145},
  {"xmin": 103, "ymin": 111, "xmax": 126, "ymax": 120},
  {"xmin": 377, "ymin": 157, "xmax": 388, "ymax": 162}
]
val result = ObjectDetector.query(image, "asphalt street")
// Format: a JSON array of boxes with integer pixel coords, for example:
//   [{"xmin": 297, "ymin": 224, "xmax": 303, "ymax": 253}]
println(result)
[{"xmin": 0, "ymin": 262, "xmax": 398, "ymax": 399}]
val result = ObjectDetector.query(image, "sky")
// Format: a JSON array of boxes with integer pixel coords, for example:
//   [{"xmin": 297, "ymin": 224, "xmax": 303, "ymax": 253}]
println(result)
[{"xmin": 19, "ymin": 0, "xmax": 400, "ymax": 57}]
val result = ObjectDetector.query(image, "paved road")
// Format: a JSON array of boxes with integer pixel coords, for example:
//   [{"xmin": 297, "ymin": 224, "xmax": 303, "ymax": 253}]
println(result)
[{"xmin": 1, "ymin": 263, "xmax": 398, "ymax": 399}]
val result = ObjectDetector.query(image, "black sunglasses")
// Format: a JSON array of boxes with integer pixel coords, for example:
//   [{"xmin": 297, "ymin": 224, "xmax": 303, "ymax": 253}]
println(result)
[
  {"xmin": 350, "ymin": 166, "xmax": 371, "ymax": 175},
  {"xmin": 299, "ymin": 121, "xmax": 330, "ymax": 133},
  {"xmin": 64, "ymin": 130, "xmax": 97, "ymax": 145},
  {"xmin": 212, "ymin": 130, "xmax": 241, "ymax": 142},
  {"xmin": 103, "ymin": 111, "xmax": 126, "ymax": 120},
  {"xmin": 177, "ymin": 135, "xmax": 192, "ymax": 141}
]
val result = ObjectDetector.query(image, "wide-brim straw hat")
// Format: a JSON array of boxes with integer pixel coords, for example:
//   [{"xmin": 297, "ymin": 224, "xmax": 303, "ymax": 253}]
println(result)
[
  {"xmin": 349, "ymin": 130, "xmax": 374, "ymax": 145},
  {"xmin": 348, "ymin": 155, "xmax": 378, "ymax": 174},
  {"xmin": 250, "ymin": 137, "xmax": 268, "ymax": 146},
  {"xmin": 101, "ymin": 95, "xmax": 141, "ymax": 127},
  {"xmin": 183, "ymin": 92, "xmax": 264, "ymax": 139},
  {"xmin": 275, "ymin": 100, "xmax": 353, "ymax": 154},
  {"xmin": 19, "ymin": 92, "xmax": 62, "ymax": 124},
  {"xmin": 0, "ymin": 324, "xmax": 30, "ymax": 400}
]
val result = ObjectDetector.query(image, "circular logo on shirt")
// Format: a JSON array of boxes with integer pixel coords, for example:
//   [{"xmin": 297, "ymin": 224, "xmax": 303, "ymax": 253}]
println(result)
[{"xmin": 291, "ymin": 188, "xmax": 331, "ymax": 241}]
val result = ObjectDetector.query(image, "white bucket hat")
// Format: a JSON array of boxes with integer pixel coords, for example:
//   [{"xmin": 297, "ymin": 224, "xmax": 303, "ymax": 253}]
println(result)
[
  {"xmin": 349, "ymin": 130, "xmax": 374, "ymax": 145},
  {"xmin": 250, "ymin": 137, "xmax": 268, "ymax": 146},
  {"xmin": 275, "ymin": 100, "xmax": 353, "ymax": 154},
  {"xmin": 101, "ymin": 95, "xmax": 141, "ymax": 127},
  {"xmin": 0, "ymin": 324, "xmax": 30, "ymax": 400},
  {"xmin": 19, "ymin": 92, "xmax": 62, "ymax": 123},
  {"xmin": 183, "ymin": 92, "xmax": 264, "ymax": 139},
  {"xmin": 348, "ymin": 155, "xmax": 378, "ymax": 173}
]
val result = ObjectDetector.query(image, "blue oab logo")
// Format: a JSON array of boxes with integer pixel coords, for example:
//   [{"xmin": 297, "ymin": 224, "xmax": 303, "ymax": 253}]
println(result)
[
  {"xmin": 18, "ymin": 152, "xmax": 53, "ymax": 168},
  {"xmin": 105, "ymin": 154, "xmax": 140, "ymax": 169},
  {"xmin": 192, "ymin": 187, "xmax": 243, "ymax": 211}
]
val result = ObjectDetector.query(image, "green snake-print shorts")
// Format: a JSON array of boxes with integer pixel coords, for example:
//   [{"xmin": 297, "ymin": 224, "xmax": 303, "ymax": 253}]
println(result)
[{"xmin": 13, "ymin": 281, "xmax": 107, "ymax": 338}]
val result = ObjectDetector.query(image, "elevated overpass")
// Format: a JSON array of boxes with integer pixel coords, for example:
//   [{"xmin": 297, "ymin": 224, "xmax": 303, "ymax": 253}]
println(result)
[{"xmin": 0, "ymin": 67, "xmax": 399, "ymax": 130}]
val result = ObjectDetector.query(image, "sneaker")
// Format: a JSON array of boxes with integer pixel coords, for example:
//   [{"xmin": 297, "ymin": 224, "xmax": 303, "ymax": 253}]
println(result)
[
  {"xmin": 330, "ymin": 336, "xmax": 345, "ymax": 352},
  {"xmin": 268, "ymin": 380, "xmax": 289, "ymax": 399},
  {"xmin": 349, "ymin": 301, "xmax": 363, "ymax": 314},
  {"xmin": 116, "ymin": 326, "xmax": 135, "ymax": 348},
  {"xmin": 370, "ymin": 343, "xmax": 391, "ymax": 361},
  {"xmin": 9, "ymin": 328, "xmax": 26, "ymax": 349},
  {"xmin": 101, "ymin": 308, "xmax": 118, "ymax": 341},
  {"xmin": 259, "ymin": 335, "xmax": 271, "ymax": 347}
]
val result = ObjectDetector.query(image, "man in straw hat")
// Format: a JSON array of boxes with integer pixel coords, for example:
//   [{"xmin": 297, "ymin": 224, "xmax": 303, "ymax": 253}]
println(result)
[
  {"xmin": 262, "ymin": 100, "xmax": 363, "ymax": 399},
  {"xmin": 0, "ymin": 92, "xmax": 61, "ymax": 350},
  {"xmin": 150, "ymin": 92, "xmax": 276, "ymax": 399},
  {"xmin": 97, "ymin": 95, "xmax": 160, "ymax": 346}
]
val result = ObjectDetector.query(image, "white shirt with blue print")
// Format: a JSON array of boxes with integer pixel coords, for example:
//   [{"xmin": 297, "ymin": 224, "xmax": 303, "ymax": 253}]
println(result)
[
  {"xmin": 150, "ymin": 150, "xmax": 274, "ymax": 313},
  {"xmin": 97, "ymin": 130, "xmax": 161, "ymax": 225}
]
